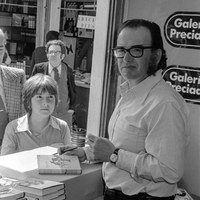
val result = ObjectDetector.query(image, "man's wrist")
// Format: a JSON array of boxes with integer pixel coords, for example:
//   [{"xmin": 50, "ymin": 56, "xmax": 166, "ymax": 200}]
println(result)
[{"xmin": 110, "ymin": 148, "xmax": 120, "ymax": 164}]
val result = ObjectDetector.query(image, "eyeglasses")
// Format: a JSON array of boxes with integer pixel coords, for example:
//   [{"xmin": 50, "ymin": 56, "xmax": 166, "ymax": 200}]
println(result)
[
  {"xmin": 48, "ymin": 50, "xmax": 61, "ymax": 55},
  {"xmin": 113, "ymin": 45, "xmax": 154, "ymax": 58}
]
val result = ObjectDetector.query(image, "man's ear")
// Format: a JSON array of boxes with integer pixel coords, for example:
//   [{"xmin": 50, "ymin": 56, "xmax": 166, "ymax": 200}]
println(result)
[
  {"xmin": 152, "ymin": 49, "xmax": 162, "ymax": 66},
  {"xmin": 61, "ymin": 54, "xmax": 65, "ymax": 60}
]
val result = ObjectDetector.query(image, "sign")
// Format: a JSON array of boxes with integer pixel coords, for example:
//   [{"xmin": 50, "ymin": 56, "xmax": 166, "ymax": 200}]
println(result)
[
  {"xmin": 162, "ymin": 65, "xmax": 200, "ymax": 104},
  {"xmin": 164, "ymin": 11, "xmax": 200, "ymax": 49},
  {"xmin": 77, "ymin": 15, "xmax": 95, "ymax": 30}
]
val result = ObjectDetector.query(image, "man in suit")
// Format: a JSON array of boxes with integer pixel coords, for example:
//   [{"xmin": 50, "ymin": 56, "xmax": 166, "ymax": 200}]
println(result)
[
  {"xmin": 31, "ymin": 40, "xmax": 76, "ymax": 126},
  {"xmin": 0, "ymin": 28, "xmax": 26, "ymax": 143},
  {"xmin": 29, "ymin": 30, "xmax": 59, "ymax": 75}
]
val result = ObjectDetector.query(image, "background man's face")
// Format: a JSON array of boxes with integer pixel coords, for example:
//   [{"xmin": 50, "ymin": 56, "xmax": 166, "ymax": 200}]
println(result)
[{"xmin": 47, "ymin": 44, "xmax": 64, "ymax": 67}]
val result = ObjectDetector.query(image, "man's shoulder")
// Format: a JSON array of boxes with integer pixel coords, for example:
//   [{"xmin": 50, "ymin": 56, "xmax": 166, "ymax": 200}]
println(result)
[
  {"xmin": 61, "ymin": 62, "xmax": 73, "ymax": 74},
  {"xmin": 0, "ymin": 65, "xmax": 25, "ymax": 76},
  {"xmin": 34, "ymin": 61, "xmax": 48, "ymax": 67}
]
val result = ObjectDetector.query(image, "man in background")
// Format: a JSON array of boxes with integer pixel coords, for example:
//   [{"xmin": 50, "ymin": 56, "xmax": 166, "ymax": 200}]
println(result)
[
  {"xmin": 0, "ymin": 29, "xmax": 26, "ymax": 144},
  {"xmin": 29, "ymin": 30, "xmax": 59, "ymax": 75},
  {"xmin": 31, "ymin": 40, "xmax": 76, "ymax": 127}
]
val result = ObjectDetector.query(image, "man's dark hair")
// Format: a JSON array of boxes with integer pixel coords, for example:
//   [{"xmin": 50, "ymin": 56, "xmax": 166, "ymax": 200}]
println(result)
[
  {"xmin": 46, "ymin": 30, "xmax": 59, "ymax": 43},
  {"xmin": 117, "ymin": 19, "xmax": 167, "ymax": 75}
]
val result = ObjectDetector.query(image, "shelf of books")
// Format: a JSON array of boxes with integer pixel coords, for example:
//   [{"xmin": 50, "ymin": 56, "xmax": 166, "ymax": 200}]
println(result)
[{"xmin": 0, "ymin": 0, "xmax": 37, "ymax": 70}]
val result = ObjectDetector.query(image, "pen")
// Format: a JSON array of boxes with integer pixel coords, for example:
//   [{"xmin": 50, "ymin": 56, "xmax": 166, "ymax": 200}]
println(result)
[{"xmin": 57, "ymin": 146, "xmax": 78, "ymax": 155}]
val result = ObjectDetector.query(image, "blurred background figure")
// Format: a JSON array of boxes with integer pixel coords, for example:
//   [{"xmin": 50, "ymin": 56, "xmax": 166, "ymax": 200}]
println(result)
[
  {"xmin": 30, "ymin": 30, "xmax": 59, "ymax": 75},
  {"xmin": 0, "ymin": 28, "xmax": 26, "ymax": 145},
  {"xmin": 31, "ymin": 40, "xmax": 76, "ymax": 128}
]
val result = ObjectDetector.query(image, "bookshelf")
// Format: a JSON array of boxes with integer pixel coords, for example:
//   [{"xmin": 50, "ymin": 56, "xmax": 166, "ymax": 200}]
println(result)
[
  {"xmin": 59, "ymin": 0, "xmax": 96, "ymax": 129},
  {"xmin": 0, "ymin": 0, "xmax": 37, "ymax": 69}
]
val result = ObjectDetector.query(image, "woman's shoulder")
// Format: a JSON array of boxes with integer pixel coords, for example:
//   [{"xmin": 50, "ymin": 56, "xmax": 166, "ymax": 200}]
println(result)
[{"xmin": 51, "ymin": 116, "xmax": 69, "ymax": 128}]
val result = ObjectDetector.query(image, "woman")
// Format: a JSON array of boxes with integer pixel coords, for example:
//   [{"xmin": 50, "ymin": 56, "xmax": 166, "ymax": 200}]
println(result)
[{"xmin": 1, "ymin": 74, "xmax": 71, "ymax": 155}]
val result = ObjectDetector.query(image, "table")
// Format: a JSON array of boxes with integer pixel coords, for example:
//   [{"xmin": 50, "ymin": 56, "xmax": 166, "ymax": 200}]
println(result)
[{"xmin": 0, "ymin": 146, "xmax": 104, "ymax": 200}]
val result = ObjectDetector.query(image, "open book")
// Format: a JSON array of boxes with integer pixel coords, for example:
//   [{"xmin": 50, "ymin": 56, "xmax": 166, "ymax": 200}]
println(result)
[{"xmin": 37, "ymin": 154, "xmax": 82, "ymax": 175}]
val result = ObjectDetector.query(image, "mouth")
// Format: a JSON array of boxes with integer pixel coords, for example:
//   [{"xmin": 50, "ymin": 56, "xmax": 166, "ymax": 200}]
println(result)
[
  {"xmin": 122, "ymin": 65, "xmax": 136, "ymax": 69},
  {"xmin": 40, "ymin": 108, "xmax": 49, "ymax": 111}
]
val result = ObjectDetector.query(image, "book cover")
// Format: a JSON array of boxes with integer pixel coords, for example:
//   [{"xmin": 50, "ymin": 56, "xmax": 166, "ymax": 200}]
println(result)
[
  {"xmin": 37, "ymin": 154, "xmax": 82, "ymax": 175},
  {"xmin": 25, "ymin": 188, "xmax": 65, "ymax": 200},
  {"xmin": 0, "ymin": 188, "xmax": 25, "ymax": 200},
  {"xmin": 16, "ymin": 177, "xmax": 64, "ymax": 196},
  {"xmin": 25, "ymin": 194, "xmax": 66, "ymax": 200}
]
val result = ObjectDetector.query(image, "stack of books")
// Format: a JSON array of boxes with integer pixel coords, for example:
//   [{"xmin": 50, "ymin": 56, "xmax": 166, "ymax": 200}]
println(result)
[
  {"xmin": 0, "ymin": 177, "xmax": 25, "ymax": 200},
  {"xmin": 15, "ymin": 177, "xmax": 66, "ymax": 200}
]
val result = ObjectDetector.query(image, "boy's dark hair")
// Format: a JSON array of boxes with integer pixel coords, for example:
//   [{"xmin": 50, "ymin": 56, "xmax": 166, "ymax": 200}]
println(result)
[
  {"xmin": 23, "ymin": 74, "xmax": 58, "ymax": 114},
  {"xmin": 46, "ymin": 30, "xmax": 59, "ymax": 43},
  {"xmin": 117, "ymin": 19, "xmax": 167, "ymax": 75}
]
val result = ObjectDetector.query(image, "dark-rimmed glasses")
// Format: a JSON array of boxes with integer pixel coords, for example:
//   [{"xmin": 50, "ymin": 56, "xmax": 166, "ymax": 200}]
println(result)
[{"xmin": 113, "ymin": 45, "xmax": 154, "ymax": 58}]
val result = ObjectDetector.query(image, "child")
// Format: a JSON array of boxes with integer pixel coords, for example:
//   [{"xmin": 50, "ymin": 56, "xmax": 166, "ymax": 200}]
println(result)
[{"xmin": 1, "ymin": 74, "xmax": 71, "ymax": 155}]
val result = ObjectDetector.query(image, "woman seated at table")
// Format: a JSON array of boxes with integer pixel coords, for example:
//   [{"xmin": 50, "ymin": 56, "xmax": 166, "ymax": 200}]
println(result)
[{"xmin": 1, "ymin": 74, "xmax": 71, "ymax": 155}]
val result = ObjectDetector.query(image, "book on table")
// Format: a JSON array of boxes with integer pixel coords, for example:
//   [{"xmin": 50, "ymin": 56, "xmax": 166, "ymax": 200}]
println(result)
[
  {"xmin": 0, "ymin": 176, "xmax": 25, "ymax": 200},
  {"xmin": 25, "ymin": 188, "xmax": 65, "ymax": 200},
  {"xmin": 37, "ymin": 154, "xmax": 82, "ymax": 175},
  {"xmin": 0, "ymin": 188, "xmax": 25, "ymax": 200},
  {"xmin": 25, "ymin": 193, "xmax": 66, "ymax": 200},
  {"xmin": 15, "ymin": 177, "xmax": 65, "ymax": 196}
]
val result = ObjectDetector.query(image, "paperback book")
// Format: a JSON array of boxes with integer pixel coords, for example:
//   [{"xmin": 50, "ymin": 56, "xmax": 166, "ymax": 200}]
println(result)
[
  {"xmin": 37, "ymin": 154, "xmax": 82, "ymax": 175},
  {"xmin": 25, "ymin": 194, "xmax": 66, "ymax": 200},
  {"xmin": 16, "ymin": 177, "xmax": 65, "ymax": 196},
  {"xmin": 25, "ymin": 188, "xmax": 65, "ymax": 200},
  {"xmin": 0, "ymin": 188, "xmax": 25, "ymax": 200}
]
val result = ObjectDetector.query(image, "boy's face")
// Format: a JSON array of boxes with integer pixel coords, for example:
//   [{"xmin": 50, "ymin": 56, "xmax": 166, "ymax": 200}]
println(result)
[{"xmin": 31, "ymin": 89, "xmax": 56, "ymax": 118}]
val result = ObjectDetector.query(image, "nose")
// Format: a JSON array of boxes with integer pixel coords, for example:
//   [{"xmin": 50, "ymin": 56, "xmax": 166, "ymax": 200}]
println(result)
[
  {"xmin": 42, "ymin": 98, "xmax": 49, "ymax": 106},
  {"xmin": 123, "ymin": 51, "xmax": 134, "ymax": 63}
]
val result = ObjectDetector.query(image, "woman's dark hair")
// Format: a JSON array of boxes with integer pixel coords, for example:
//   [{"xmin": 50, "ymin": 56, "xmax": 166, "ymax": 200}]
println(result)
[
  {"xmin": 23, "ymin": 74, "xmax": 58, "ymax": 114},
  {"xmin": 117, "ymin": 19, "xmax": 167, "ymax": 75}
]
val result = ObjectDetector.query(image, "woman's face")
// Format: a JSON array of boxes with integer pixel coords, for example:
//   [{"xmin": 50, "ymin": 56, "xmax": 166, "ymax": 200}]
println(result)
[
  {"xmin": 30, "ymin": 88, "xmax": 56, "ymax": 118},
  {"xmin": 116, "ymin": 26, "xmax": 153, "ymax": 85}
]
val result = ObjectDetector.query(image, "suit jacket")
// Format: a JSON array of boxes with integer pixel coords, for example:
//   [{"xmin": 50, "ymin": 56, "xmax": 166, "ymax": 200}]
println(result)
[
  {"xmin": 31, "ymin": 61, "xmax": 76, "ymax": 109},
  {"xmin": 29, "ymin": 46, "xmax": 48, "ymax": 75},
  {"xmin": 0, "ymin": 65, "xmax": 26, "ymax": 122}
]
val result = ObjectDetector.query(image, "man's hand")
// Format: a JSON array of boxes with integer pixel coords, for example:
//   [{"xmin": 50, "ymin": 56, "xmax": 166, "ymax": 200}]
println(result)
[
  {"xmin": 58, "ymin": 146, "xmax": 87, "ymax": 162},
  {"xmin": 87, "ymin": 134, "xmax": 115, "ymax": 162}
]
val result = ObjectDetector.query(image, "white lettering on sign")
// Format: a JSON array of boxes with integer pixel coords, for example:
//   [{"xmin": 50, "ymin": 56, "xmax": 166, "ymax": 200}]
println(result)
[
  {"xmin": 162, "ymin": 65, "xmax": 200, "ymax": 104},
  {"xmin": 77, "ymin": 15, "xmax": 95, "ymax": 30},
  {"xmin": 164, "ymin": 12, "xmax": 200, "ymax": 48}
]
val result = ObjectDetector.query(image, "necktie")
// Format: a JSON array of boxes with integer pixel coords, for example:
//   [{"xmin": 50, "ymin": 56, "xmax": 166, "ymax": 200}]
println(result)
[
  {"xmin": 0, "ymin": 95, "xmax": 8, "ymax": 143},
  {"xmin": 53, "ymin": 67, "xmax": 60, "ymax": 82}
]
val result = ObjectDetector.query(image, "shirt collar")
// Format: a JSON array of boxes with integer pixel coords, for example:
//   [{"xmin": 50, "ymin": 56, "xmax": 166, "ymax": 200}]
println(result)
[
  {"xmin": 49, "ymin": 63, "xmax": 61, "ymax": 75},
  {"xmin": 16, "ymin": 114, "xmax": 61, "ymax": 132},
  {"xmin": 120, "ymin": 70, "xmax": 163, "ymax": 104}
]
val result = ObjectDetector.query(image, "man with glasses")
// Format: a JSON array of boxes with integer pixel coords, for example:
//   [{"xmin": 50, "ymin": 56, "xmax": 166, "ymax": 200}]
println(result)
[
  {"xmin": 0, "ymin": 28, "xmax": 26, "ymax": 144},
  {"xmin": 31, "ymin": 40, "xmax": 76, "ymax": 126},
  {"xmin": 63, "ymin": 19, "xmax": 189, "ymax": 200}
]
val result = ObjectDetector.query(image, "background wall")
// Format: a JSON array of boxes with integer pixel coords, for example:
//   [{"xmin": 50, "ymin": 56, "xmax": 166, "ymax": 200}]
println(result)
[{"xmin": 124, "ymin": 0, "xmax": 200, "ymax": 197}]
